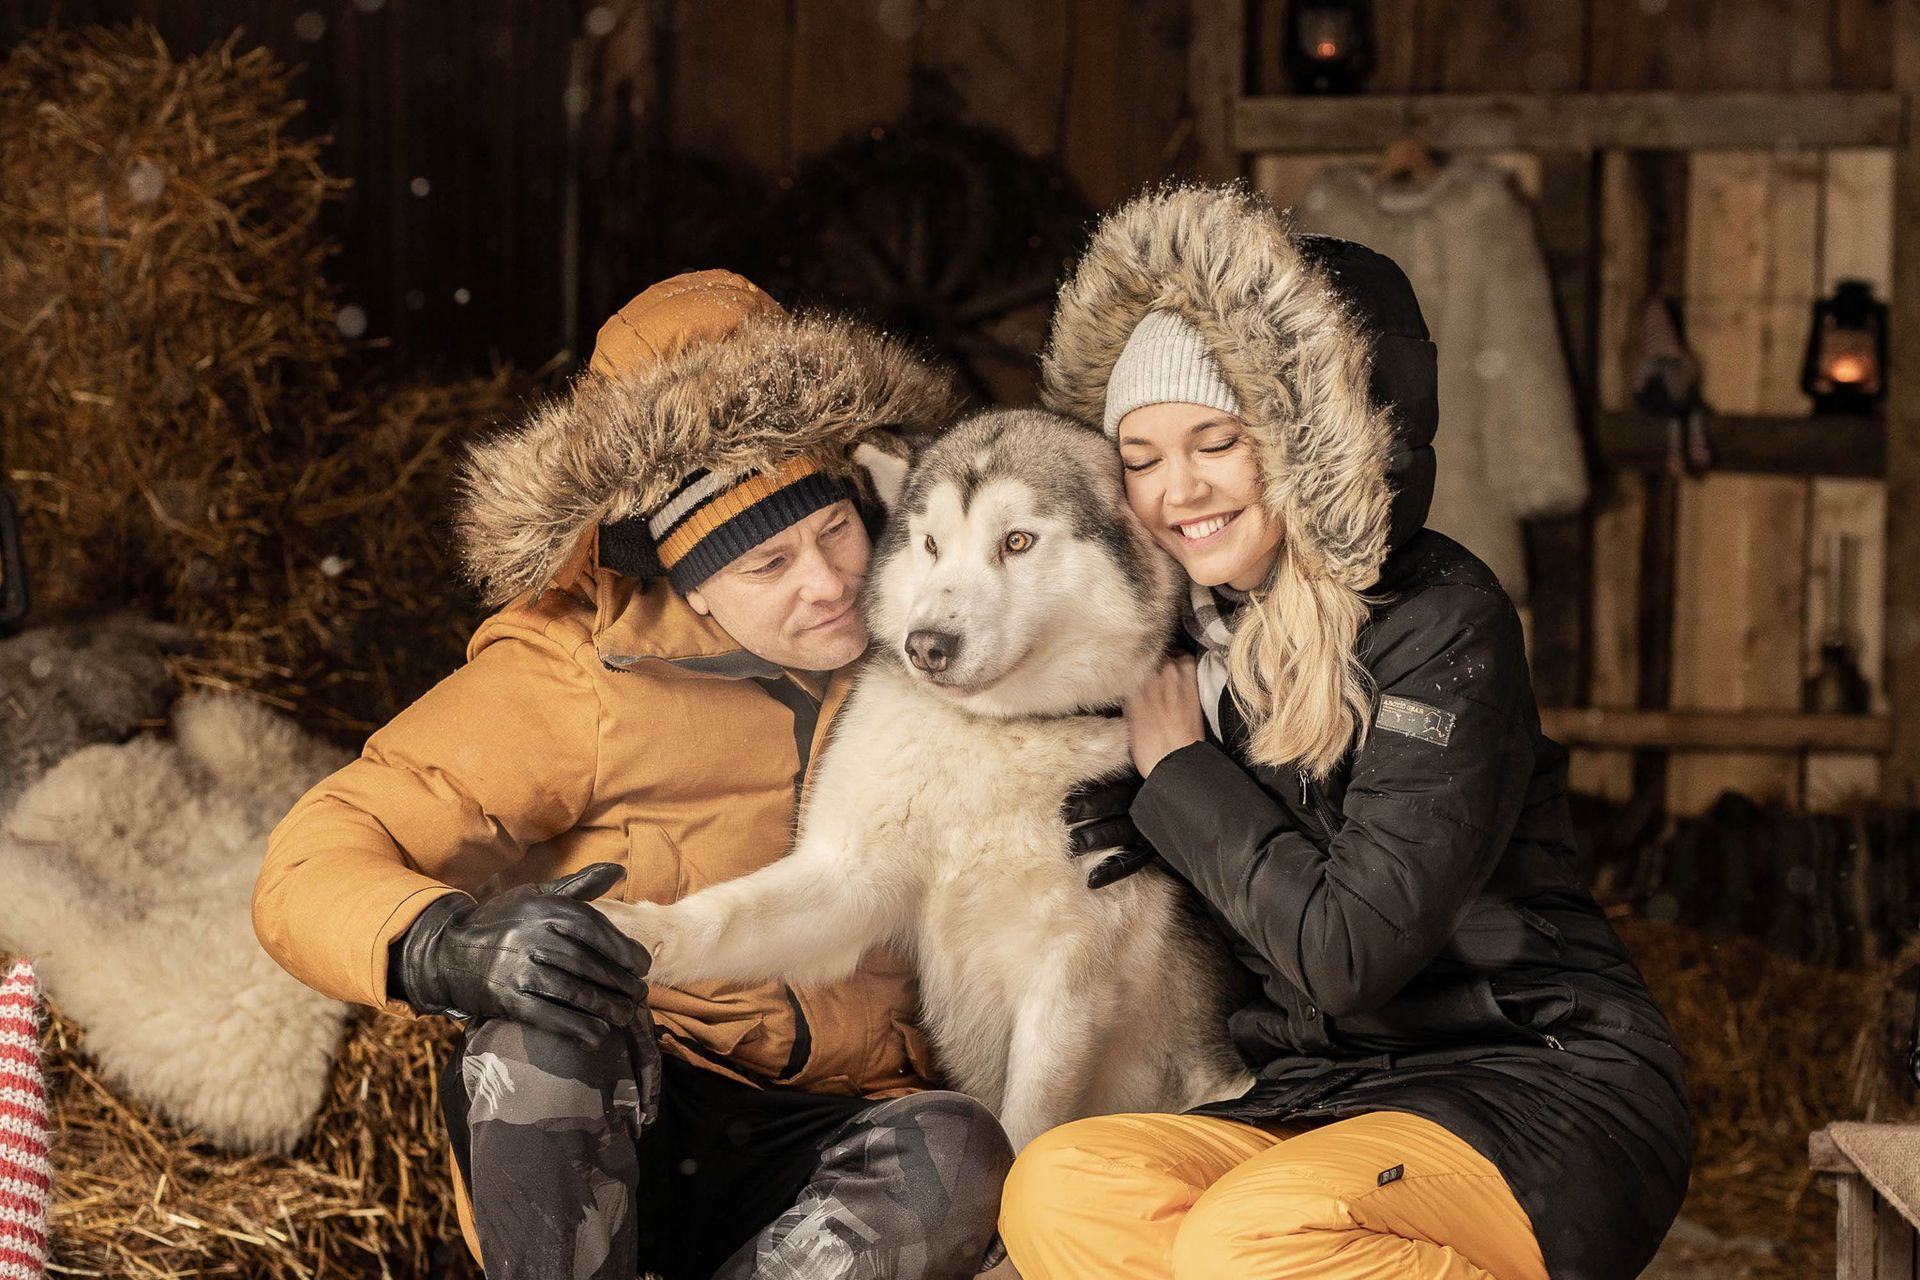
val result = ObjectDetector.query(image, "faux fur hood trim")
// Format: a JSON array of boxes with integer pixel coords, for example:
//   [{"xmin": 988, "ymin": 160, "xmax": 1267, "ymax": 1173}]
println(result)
[
  {"xmin": 1042, "ymin": 185, "xmax": 1396, "ymax": 590},
  {"xmin": 458, "ymin": 311, "xmax": 957, "ymax": 608}
]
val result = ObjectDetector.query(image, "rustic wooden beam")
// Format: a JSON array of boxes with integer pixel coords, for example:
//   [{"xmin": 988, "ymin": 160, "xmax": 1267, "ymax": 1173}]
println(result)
[
  {"xmin": 1887, "ymin": 1, "xmax": 1920, "ymax": 804},
  {"xmin": 1878, "ymin": 1197, "xmax": 1915, "ymax": 1278},
  {"xmin": 1525, "ymin": 152, "xmax": 1598, "ymax": 709},
  {"xmin": 1812, "ymin": 1127, "xmax": 1856, "ymax": 1175},
  {"xmin": 1839, "ymin": 1173, "xmax": 1878, "ymax": 1280},
  {"xmin": 1233, "ymin": 91, "xmax": 1907, "ymax": 154},
  {"xmin": 1188, "ymin": 0, "xmax": 1245, "ymax": 179},
  {"xmin": 1595, "ymin": 411, "xmax": 1886, "ymax": 478},
  {"xmin": 1540, "ymin": 708, "xmax": 1892, "ymax": 753}
]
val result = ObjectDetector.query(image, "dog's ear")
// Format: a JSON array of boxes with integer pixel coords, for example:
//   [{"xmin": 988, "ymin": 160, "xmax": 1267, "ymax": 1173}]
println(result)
[{"xmin": 852, "ymin": 431, "xmax": 912, "ymax": 513}]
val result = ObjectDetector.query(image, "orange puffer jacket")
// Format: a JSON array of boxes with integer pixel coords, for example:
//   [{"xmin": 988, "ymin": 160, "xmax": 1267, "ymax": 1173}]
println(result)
[{"xmin": 255, "ymin": 270, "xmax": 957, "ymax": 1102}]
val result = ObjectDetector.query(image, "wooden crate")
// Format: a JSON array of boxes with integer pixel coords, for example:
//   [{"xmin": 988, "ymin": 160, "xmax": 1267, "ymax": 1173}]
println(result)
[{"xmin": 1812, "ymin": 1126, "xmax": 1920, "ymax": 1278}]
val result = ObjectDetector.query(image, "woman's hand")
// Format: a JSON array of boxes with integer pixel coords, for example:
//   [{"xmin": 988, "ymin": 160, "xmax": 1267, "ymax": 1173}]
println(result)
[{"xmin": 1123, "ymin": 654, "xmax": 1205, "ymax": 777}]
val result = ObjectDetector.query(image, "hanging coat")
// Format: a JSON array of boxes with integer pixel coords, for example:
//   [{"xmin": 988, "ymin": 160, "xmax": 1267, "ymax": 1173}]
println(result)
[{"xmin": 1295, "ymin": 161, "xmax": 1588, "ymax": 602}]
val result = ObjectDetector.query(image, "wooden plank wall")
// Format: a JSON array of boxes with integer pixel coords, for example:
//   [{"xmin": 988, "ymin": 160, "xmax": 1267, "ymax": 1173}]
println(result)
[{"xmin": 1245, "ymin": 0, "xmax": 1897, "ymax": 814}]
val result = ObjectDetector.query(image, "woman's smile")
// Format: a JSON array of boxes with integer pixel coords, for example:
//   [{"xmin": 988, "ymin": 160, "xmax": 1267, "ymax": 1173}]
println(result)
[{"xmin": 1172, "ymin": 510, "xmax": 1241, "ymax": 545}]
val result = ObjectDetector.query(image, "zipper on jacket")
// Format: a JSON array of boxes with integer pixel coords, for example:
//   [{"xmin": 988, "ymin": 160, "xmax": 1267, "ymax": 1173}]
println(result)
[{"xmin": 1297, "ymin": 769, "xmax": 1337, "ymax": 839}]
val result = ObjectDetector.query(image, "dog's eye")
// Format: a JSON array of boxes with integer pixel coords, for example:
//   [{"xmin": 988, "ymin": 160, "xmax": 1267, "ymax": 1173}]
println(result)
[
  {"xmin": 923, "ymin": 534, "xmax": 938, "ymax": 558},
  {"xmin": 1003, "ymin": 531, "xmax": 1035, "ymax": 555}
]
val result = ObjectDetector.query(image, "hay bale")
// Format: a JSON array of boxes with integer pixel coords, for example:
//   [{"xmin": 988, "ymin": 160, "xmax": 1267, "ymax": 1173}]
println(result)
[
  {"xmin": 0, "ymin": 24, "xmax": 535, "ymax": 737},
  {"xmin": 1618, "ymin": 916, "xmax": 1920, "ymax": 1278},
  {"xmin": 45, "ymin": 994, "xmax": 479, "ymax": 1279},
  {"xmin": 0, "ymin": 23, "xmax": 342, "ymax": 604},
  {"xmin": 152, "ymin": 370, "xmax": 530, "ymax": 736},
  {"xmin": 1, "ymin": 24, "xmax": 536, "ymax": 1275}
]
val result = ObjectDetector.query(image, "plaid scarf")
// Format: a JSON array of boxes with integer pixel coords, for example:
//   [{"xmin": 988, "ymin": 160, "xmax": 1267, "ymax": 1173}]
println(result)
[{"xmin": 1180, "ymin": 580, "xmax": 1248, "ymax": 739}]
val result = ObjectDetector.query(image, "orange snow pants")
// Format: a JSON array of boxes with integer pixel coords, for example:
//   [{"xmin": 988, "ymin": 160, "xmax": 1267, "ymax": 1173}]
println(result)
[{"xmin": 999, "ymin": 1110, "xmax": 1549, "ymax": 1279}]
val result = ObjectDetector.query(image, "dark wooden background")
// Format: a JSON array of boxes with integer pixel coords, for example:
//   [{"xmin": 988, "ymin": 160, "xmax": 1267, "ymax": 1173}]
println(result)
[{"xmin": 0, "ymin": 0, "xmax": 1896, "ymax": 378}]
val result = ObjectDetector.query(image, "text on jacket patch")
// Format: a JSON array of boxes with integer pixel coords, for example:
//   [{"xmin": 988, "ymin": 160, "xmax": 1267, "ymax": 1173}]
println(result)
[{"xmin": 1374, "ymin": 695, "xmax": 1455, "ymax": 746}]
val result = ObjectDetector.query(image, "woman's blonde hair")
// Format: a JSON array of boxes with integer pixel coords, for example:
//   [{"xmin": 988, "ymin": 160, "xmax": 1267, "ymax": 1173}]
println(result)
[{"xmin": 1224, "ymin": 533, "xmax": 1375, "ymax": 779}]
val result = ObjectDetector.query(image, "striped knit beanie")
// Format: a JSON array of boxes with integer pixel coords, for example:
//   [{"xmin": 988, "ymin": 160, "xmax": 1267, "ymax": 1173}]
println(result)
[
  {"xmin": 633, "ymin": 457, "xmax": 858, "ymax": 593},
  {"xmin": 0, "ymin": 960, "xmax": 48, "ymax": 1280},
  {"xmin": 1102, "ymin": 309, "xmax": 1241, "ymax": 436}
]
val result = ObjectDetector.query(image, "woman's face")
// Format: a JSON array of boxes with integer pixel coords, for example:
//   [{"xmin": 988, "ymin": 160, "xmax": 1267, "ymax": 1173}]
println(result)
[{"xmin": 1117, "ymin": 401, "xmax": 1283, "ymax": 592}]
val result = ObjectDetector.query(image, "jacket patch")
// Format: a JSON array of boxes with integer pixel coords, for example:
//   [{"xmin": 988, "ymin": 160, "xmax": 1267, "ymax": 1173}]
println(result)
[
  {"xmin": 1375, "ymin": 695, "xmax": 1455, "ymax": 746},
  {"xmin": 1378, "ymin": 1163, "xmax": 1405, "ymax": 1187}
]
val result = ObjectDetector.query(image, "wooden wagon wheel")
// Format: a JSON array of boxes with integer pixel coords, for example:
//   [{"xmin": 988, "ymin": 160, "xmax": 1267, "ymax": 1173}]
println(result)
[{"xmin": 752, "ymin": 104, "xmax": 1092, "ymax": 407}]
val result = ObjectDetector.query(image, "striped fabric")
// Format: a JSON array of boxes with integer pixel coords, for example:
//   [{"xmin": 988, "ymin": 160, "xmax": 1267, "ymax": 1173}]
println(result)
[
  {"xmin": 1181, "ymin": 579, "xmax": 1248, "ymax": 740},
  {"xmin": 0, "ymin": 960, "xmax": 48, "ymax": 1280},
  {"xmin": 644, "ymin": 456, "xmax": 856, "ymax": 592}
]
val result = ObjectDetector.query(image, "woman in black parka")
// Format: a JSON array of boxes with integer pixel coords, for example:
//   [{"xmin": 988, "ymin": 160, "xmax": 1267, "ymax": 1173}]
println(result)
[{"xmin": 1000, "ymin": 186, "xmax": 1689, "ymax": 1279}]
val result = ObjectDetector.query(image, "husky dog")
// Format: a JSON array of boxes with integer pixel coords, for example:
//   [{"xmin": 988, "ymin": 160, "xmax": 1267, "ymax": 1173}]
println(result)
[{"xmin": 598, "ymin": 409, "xmax": 1249, "ymax": 1149}]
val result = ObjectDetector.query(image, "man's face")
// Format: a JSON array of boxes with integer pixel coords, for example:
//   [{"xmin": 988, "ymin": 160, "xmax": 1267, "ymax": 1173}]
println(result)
[{"xmin": 684, "ymin": 500, "xmax": 872, "ymax": 670}]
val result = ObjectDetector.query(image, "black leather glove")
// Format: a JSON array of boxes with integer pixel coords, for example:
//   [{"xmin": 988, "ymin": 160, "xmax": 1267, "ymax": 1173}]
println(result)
[
  {"xmin": 1062, "ymin": 772, "xmax": 1158, "ymax": 889},
  {"xmin": 389, "ymin": 862, "xmax": 650, "ymax": 1046}
]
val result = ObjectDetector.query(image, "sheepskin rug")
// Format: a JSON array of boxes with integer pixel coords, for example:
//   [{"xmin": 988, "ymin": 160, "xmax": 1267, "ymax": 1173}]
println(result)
[
  {"xmin": 0, "ymin": 691, "xmax": 352, "ymax": 1152},
  {"xmin": 0, "ymin": 613, "xmax": 188, "ymax": 815}
]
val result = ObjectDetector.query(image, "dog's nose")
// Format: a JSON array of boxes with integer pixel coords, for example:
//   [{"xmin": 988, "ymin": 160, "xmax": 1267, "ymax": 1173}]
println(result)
[{"xmin": 905, "ymin": 629, "xmax": 960, "ymax": 673}]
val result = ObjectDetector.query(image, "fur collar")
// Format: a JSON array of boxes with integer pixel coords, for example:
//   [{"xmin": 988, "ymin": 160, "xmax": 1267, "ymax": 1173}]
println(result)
[
  {"xmin": 457, "ymin": 311, "xmax": 955, "ymax": 608},
  {"xmin": 1041, "ymin": 184, "xmax": 1396, "ymax": 590}
]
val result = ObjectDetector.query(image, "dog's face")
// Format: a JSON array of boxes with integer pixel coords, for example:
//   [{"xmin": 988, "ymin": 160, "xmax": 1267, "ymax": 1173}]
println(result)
[{"xmin": 864, "ymin": 408, "xmax": 1181, "ymax": 719}]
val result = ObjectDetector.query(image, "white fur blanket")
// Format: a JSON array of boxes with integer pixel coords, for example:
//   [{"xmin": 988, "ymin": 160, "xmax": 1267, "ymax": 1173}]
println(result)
[
  {"xmin": 0, "ymin": 692, "xmax": 351, "ymax": 1152},
  {"xmin": 0, "ymin": 613, "xmax": 186, "ymax": 814}
]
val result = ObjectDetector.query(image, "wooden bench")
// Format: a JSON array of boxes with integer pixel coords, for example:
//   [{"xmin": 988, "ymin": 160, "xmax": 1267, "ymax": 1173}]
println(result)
[{"xmin": 1813, "ymin": 1126, "xmax": 1920, "ymax": 1278}]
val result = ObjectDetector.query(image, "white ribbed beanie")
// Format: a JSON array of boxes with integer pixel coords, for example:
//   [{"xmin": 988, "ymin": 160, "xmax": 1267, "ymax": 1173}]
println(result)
[{"xmin": 1102, "ymin": 309, "xmax": 1241, "ymax": 436}]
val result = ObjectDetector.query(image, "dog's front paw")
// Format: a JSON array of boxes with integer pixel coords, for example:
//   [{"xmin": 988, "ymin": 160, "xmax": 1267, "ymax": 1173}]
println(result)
[
  {"xmin": 593, "ymin": 898, "xmax": 714, "ymax": 983},
  {"xmin": 593, "ymin": 899, "xmax": 677, "ymax": 963}
]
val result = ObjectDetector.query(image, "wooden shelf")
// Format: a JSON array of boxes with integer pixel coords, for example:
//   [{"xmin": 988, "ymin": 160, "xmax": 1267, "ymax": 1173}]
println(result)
[
  {"xmin": 1594, "ymin": 411, "xmax": 1885, "ymax": 478},
  {"xmin": 1232, "ymin": 91, "xmax": 1907, "ymax": 154},
  {"xmin": 1540, "ymin": 708, "xmax": 1892, "ymax": 753}
]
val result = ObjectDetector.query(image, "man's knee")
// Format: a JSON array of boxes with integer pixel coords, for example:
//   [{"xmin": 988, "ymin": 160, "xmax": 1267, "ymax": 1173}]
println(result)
[
  {"xmin": 463, "ymin": 1016, "xmax": 616, "ymax": 1070},
  {"xmin": 860, "ymin": 1090, "xmax": 1013, "ymax": 1209},
  {"xmin": 458, "ymin": 1018, "xmax": 638, "ymax": 1129},
  {"xmin": 840, "ymin": 1090, "xmax": 1012, "ymax": 1266}
]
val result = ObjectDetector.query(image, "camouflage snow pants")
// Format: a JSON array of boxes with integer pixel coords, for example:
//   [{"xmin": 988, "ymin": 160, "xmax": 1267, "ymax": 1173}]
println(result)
[{"xmin": 442, "ymin": 1018, "xmax": 1014, "ymax": 1280}]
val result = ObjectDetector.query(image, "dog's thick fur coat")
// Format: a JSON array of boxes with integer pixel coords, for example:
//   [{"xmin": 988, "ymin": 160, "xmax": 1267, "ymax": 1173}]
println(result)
[
  {"xmin": 601, "ymin": 410, "xmax": 1249, "ymax": 1149},
  {"xmin": 0, "ymin": 614, "xmax": 189, "ymax": 815},
  {"xmin": 1, "ymin": 693, "xmax": 351, "ymax": 1152}
]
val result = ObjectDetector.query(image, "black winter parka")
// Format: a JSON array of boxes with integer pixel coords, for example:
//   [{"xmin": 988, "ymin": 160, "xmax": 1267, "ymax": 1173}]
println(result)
[
  {"xmin": 1044, "ymin": 188, "xmax": 1690, "ymax": 1279},
  {"xmin": 1134, "ymin": 532, "xmax": 1690, "ymax": 1280}
]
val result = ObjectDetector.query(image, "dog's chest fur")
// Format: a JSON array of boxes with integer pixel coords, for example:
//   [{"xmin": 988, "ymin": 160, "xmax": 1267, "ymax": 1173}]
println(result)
[
  {"xmin": 824, "ymin": 664, "xmax": 1131, "ymax": 879},
  {"xmin": 812, "ymin": 665, "xmax": 1160, "ymax": 1105}
]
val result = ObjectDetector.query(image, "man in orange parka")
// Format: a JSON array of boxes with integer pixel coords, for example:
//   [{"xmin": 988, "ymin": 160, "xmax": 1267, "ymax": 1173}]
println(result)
[{"xmin": 253, "ymin": 272, "xmax": 1016, "ymax": 1279}]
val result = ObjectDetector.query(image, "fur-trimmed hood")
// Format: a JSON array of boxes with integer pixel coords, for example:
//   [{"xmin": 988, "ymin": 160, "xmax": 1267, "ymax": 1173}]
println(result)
[
  {"xmin": 458, "ymin": 308, "xmax": 956, "ymax": 608},
  {"xmin": 1042, "ymin": 184, "xmax": 1438, "ymax": 590}
]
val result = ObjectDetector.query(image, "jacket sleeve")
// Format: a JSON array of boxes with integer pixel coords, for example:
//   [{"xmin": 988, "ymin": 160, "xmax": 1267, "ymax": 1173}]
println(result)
[
  {"xmin": 253, "ymin": 615, "xmax": 601, "ymax": 1014},
  {"xmin": 1131, "ymin": 584, "xmax": 1535, "ymax": 1019}
]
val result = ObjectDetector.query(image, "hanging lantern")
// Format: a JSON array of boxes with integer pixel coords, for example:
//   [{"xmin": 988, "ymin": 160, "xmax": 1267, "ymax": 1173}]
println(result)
[
  {"xmin": 1283, "ymin": 0, "xmax": 1375, "ymax": 95},
  {"xmin": 1800, "ymin": 279, "xmax": 1888, "ymax": 416}
]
